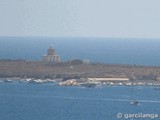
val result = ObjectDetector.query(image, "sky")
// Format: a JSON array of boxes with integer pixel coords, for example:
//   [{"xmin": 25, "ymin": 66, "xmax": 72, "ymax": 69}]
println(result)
[{"xmin": 0, "ymin": 0, "xmax": 160, "ymax": 38}]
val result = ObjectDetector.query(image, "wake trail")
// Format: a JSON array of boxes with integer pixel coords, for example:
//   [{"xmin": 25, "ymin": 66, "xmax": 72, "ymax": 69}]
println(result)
[{"xmin": 53, "ymin": 96, "xmax": 160, "ymax": 104}]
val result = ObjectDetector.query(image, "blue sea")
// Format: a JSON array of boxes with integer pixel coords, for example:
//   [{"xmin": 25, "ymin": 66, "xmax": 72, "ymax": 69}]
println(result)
[
  {"xmin": 0, "ymin": 37, "xmax": 160, "ymax": 66},
  {"xmin": 0, "ymin": 82, "xmax": 160, "ymax": 120},
  {"xmin": 1, "ymin": 37, "xmax": 160, "ymax": 120}
]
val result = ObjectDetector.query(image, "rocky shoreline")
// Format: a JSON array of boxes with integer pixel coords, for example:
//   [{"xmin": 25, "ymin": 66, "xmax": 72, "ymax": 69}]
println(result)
[{"xmin": 1, "ymin": 77, "xmax": 160, "ymax": 87}]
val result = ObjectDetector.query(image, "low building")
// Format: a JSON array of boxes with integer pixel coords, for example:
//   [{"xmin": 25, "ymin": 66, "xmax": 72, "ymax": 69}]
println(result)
[
  {"xmin": 83, "ymin": 60, "xmax": 90, "ymax": 64},
  {"xmin": 42, "ymin": 45, "xmax": 61, "ymax": 63},
  {"xmin": 87, "ymin": 77, "xmax": 129, "ymax": 82}
]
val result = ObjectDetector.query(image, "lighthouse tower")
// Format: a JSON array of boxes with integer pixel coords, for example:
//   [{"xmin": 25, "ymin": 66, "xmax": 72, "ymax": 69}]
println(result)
[{"xmin": 42, "ymin": 45, "xmax": 61, "ymax": 63}]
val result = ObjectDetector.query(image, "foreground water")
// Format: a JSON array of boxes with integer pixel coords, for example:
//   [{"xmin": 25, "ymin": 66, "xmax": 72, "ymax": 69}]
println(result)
[{"xmin": 0, "ymin": 82, "xmax": 160, "ymax": 120}]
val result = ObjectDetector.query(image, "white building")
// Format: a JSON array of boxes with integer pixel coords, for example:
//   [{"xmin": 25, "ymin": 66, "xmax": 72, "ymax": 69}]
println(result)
[{"xmin": 42, "ymin": 45, "xmax": 61, "ymax": 63}]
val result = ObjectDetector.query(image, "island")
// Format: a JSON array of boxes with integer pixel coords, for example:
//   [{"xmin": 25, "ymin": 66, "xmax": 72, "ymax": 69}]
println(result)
[{"xmin": 0, "ymin": 46, "xmax": 160, "ymax": 86}]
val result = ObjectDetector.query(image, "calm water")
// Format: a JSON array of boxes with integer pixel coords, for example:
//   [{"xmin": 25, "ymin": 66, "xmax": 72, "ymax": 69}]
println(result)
[
  {"xmin": 0, "ymin": 82, "xmax": 160, "ymax": 120},
  {"xmin": 0, "ymin": 37, "xmax": 160, "ymax": 66}
]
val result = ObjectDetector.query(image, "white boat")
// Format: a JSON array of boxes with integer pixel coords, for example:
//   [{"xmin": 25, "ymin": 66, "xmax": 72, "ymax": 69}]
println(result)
[
  {"xmin": 4, "ymin": 79, "xmax": 12, "ymax": 82},
  {"xmin": 130, "ymin": 100, "xmax": 140, "ymax": 106}
]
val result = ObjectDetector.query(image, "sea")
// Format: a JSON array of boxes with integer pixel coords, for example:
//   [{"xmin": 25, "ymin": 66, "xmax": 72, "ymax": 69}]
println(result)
[
  {"xmin": 1, "ymin": 37, "xmax": 160, "ymax": 120},
  {"xmin": 1, "ymin": 37, "xmax": 160, "ymax": 66}
]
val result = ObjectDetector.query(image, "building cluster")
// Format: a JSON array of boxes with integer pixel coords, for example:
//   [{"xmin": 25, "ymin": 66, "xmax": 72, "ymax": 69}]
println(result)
[
  {"xmin": 42, "ymin": 45, "xmax": 90, "ymax": 64},
  {"xmin": 42, "ymin": 45, "xmax": 61, "ymax": 63}
]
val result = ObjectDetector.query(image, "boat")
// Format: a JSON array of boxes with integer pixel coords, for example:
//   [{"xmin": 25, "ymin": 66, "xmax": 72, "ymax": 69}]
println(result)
[
  {"xmin": 129, "ymin": 81, "xmax": 140, "ymax": 106},
  {"xmin": 3, "ymin": 79, "xmax": 12, "ymax": 82},
  {"xmin": 130, "ymin": 100, "xmax": 140, "ymax": 106},
  {"xmin": 81, "ymin": 83, "xmax": 97, "ymax": 88},
  {"xmin": 28, "ymin": 79, "xmax": 43, "ymax": 84},
  {"xmin": 154, "ymin": 86, "xmax": 160, "ymax": 90}
]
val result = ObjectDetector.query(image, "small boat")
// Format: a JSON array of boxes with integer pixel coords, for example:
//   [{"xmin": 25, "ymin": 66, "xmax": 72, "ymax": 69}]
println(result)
[
  {"xmin": 80, "ymin": 82, "xmax": 97, "ymax": 88},
  {"xmin": 130, "ymin": 100, "xmax": 140, "ymax": 106},
  {"xmin": 154, "ymin": 86, "xmax": 160, "ymax": 90},
  {"xmin": 28, "ymin": 79, "xmax": 43, "ymax": 84},
  {"xmin": 137, "ymin": 87, "xmax": 142, "ymax": 91},
  {"xmin": 4, "ymin": 79, "xmax": 12, "ymax": 82}
]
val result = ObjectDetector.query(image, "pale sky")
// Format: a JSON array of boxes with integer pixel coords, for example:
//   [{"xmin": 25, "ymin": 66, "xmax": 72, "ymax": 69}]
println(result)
[{"xmin": 0, "ymin": 0, "xmax": 160, "ymax": 38}]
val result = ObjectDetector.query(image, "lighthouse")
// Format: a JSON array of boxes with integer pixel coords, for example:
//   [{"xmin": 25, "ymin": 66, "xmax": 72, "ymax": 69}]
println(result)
[{"xmin": 42, "ymin": 45, "xmax": 61, "ymax": 63}]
